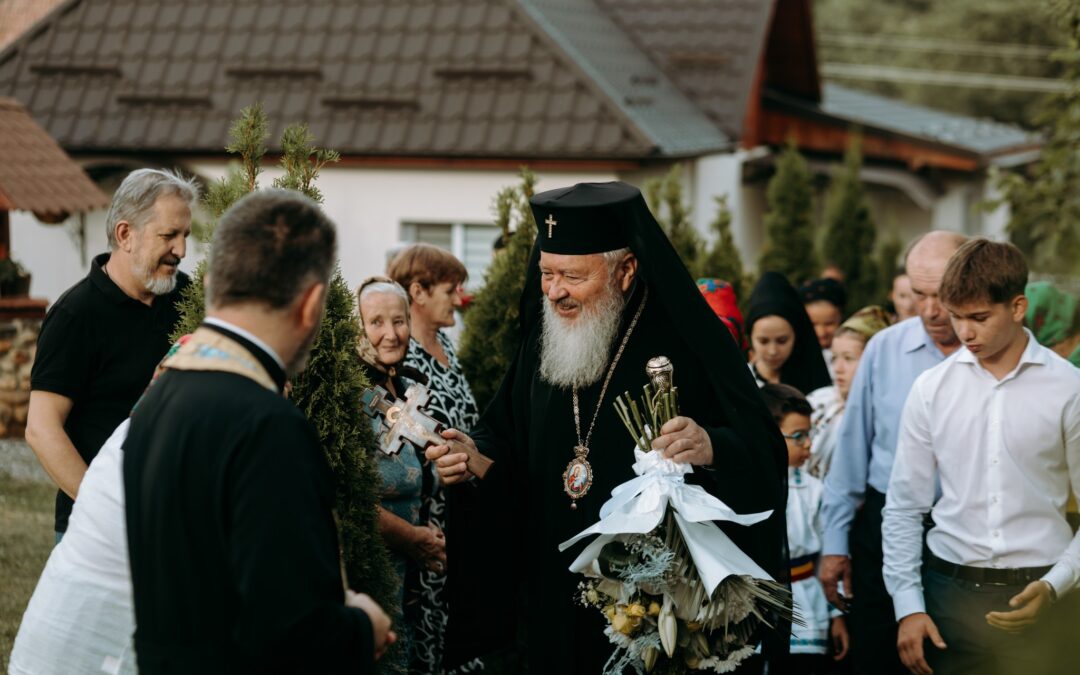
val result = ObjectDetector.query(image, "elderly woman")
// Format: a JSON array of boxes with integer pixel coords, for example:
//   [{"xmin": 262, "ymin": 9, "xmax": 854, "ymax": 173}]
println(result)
[
  {"xmin": 806, "ymin": 306, "xmax": 892, "ymax": 479},
  {"xmin": 355, "ymin": 276, "xmax": 447, "ymax": 662},
  {"xmin": 387, "ymin": 244, "xmax": 482, "ymax": 674}
]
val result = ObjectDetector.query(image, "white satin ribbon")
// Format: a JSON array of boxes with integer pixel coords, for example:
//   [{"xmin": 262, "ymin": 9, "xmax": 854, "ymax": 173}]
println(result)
[{"xmin": 558, "ymin": 447, "xmax": 775, "ymax": 595}]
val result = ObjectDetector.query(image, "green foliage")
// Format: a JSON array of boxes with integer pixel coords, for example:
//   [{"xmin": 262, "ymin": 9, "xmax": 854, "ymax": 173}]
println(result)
[
  {"xmin": 821, "ymin": 134, "xmax": 879, "ymax": 309},
  {"xmin": 224, "ymin": 103, "xmax": 269, "ymax": 194},
  {"xmin": 173, "ymin": 105, "xmax": 271, "ymax": 341},
  {"xmin": 170, "ymin": 259, "xmax": 209, "ymax": 342},
  {"xmin": 459, "ymin": 168, "xmax": 537, "ymax": 410},
  {"xmin": 995, "ymin": 0, "xmax": 1080, "ymax": 275},
  {"xmin": 876, "ymin": 233, "xmax": 904, "ymax": 306},
  {"xmin": 644, "ymin": 166, "xmax": 703, "ymax": 273},
  {"xmin": 273, "ymin": 123, "xmax": 341, "ymax": 204},
  {"xmin": 814, "ymin": 0, "xmax": 1065, "ymax": 128},
  {"xmin": 760, "ymin": 141, "xmax": 818, "ymax": 284},
  {"xmin": 697, "ymin": 195, "xmax": 752, "ymax": 303},
  {"xmin": 170, "ymin": 108, "xmax": 400, "ymax": 668},
  {"xmin": 290, "ymin": 270, "xmax": 401, "ymax": 636}
]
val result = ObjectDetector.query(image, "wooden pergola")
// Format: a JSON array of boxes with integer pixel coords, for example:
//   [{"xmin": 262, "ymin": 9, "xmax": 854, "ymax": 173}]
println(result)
[{"xmin": 0, "ymin": 96, "xmax": 107, "ymax": 309}]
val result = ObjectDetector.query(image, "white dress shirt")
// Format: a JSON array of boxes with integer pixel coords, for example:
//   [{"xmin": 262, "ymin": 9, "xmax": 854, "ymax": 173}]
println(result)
[{"xmin": 883, "ymin": 331, "xmax": 1080, "ymax": 620}]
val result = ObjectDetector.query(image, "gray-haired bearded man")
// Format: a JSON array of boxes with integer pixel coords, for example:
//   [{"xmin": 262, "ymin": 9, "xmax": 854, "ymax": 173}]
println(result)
[
  {"xmin": 426, "ymin": 182, "xmax": 787, "ymax": 674},
  {"xmin": 28, "ymin": 168, "xmax": 195, "ymax": 542}
]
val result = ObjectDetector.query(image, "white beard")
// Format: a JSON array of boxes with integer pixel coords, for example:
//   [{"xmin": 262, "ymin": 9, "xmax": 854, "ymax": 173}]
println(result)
[
  {"xmin": 133, "ymin": 247, "xmax": 179, "ymax": 296},
  {"xmin": 142, "ymin": 271, "xmax": 178, "ymax": 296},
  {"xmin": 539, "ymin": 282, "xmax": 627, "ymax": 389}
]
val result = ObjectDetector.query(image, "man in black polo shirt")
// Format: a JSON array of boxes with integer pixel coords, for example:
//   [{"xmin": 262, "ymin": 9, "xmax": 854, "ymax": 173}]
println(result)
[{"xmin": 27, "ymin": 168, "xmax": 196, "ymax": 541}]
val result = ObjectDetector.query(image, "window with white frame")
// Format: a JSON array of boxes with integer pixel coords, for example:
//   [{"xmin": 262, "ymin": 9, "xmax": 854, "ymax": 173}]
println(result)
[{"xmin": 399, "ymin": 222, "xmax": 501, "ymax": 291}]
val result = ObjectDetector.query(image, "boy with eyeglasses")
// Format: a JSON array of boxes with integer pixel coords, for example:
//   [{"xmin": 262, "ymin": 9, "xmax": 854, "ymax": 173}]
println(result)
[{"xmin": 761, "ymin": 383, "xmax": 850, "ymax": 673}]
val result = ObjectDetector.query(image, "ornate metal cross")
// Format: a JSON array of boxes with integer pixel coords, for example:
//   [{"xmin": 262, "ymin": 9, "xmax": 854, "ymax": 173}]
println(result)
[
  {"xmin": 360, "ymin": 383, "xmax": 494, "ymax": 479},
  {"xmin": 545, "ymin": 214, "xmax": 557, "ymax": 238}
]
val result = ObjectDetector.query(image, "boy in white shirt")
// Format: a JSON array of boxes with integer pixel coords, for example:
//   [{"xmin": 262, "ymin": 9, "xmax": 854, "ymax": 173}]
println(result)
[
  {"xmin": 883, "ymin": 239, "xmax": 1080, "ymax": 675},
  {"xmin": 760, "ymin": 383, "xmax": 849, "ymax": 673}
]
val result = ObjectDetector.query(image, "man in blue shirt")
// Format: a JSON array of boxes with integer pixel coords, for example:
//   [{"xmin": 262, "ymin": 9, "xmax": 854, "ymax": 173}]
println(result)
[{"xmin": 818, "ymin": 231, "xmax": 966, "ymax": 673}]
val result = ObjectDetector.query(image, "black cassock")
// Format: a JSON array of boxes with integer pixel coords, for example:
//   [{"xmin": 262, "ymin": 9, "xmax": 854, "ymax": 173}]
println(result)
[
  {"xmin": 123, "ymin": 326, "xmax": 373, "ymax": 675},
  {"xmin": 446, "ymin": 285, "xmax": 786, "ymax": 674}
]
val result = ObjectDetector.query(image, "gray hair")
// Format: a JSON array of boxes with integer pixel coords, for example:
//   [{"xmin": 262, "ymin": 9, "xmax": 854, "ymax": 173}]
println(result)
[
  {"xmin": 602, "ymin": 247, "xmax": 633, "ymax": 274},
  {"xmin": 105, "ymin": 168, "xmax": 199, "ymax": 249},
  {"xmin": 207, "ymin": 189, "xmax": 337, "ymax": 310},
  {"xmin": 359, "ymin": 281, "xmax": 411, "ymax": 319}
]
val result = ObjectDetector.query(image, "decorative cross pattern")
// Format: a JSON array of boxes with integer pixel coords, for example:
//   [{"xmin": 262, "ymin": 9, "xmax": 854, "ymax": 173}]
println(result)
[{"xmin": 545, "ymin": 214, "xmax": 557, "ymax": 238}]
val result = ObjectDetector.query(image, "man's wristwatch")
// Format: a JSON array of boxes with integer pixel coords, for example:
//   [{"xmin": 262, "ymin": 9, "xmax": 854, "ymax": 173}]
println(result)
[{"xmin": 1040, "ymin": 579, "xmax": 1058, "ymax": 604}]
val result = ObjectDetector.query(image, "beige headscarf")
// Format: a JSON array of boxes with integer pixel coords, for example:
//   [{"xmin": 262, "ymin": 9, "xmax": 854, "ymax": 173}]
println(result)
[
  {"xmin": 838, "ymin": 305, "xmax": 892, "ymax": 342},
  {"xmin": 355, "ymin": 275, "xmax": 411, "ymax": 375}
]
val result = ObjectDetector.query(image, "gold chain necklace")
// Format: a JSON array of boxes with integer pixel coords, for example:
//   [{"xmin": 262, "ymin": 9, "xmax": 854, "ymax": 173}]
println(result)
[{"xmin": 563, "ymin": 286, "xmax": 648, "ymax": 508}]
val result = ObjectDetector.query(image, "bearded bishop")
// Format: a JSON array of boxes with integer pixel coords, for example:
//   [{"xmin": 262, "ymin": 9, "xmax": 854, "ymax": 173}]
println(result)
[{"xmin": 429, "ymin": 182, "xmax": 788, "ymax": 673}]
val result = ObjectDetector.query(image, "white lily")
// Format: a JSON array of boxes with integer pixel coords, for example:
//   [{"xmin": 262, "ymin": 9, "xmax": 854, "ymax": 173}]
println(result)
[{"xmin": 659, "ymin": 595, "xmax": 677, "ymax": 658}]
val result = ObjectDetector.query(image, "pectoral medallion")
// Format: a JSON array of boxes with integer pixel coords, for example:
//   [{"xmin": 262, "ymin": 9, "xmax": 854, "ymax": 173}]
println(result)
[{"xmin": 563, "ymin": 445, "xmax": 593, "ymax": 509}]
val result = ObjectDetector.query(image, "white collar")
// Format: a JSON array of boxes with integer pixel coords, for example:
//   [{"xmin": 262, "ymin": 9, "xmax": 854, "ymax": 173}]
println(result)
[{"xmin": 203, "ymin": 317, "xmax": 286, "ymax": 370}]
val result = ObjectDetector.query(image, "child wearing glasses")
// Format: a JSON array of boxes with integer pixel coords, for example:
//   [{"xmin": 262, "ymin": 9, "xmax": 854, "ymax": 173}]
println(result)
[{"xmin": 761, "ymin": 383, "xmax": 850, "ymax": 673}]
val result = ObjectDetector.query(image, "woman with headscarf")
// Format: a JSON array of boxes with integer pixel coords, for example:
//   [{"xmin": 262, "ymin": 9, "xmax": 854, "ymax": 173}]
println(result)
[
  {"xmin": 806, "ymin": 306, "xmax": 892, "ymax": 479},
  {"xmin": 355, "ymin": 276, "xmax": 446, "ymax": 668},
  {"xmin": 1026, "ymin": 281, "xmax": 1080, "ymax": 368},
  {"xmin": 387, "ymin": 246, "xmax": 483, "ymax": 674},
  {"xmin": 746, "ymin": 272, "xmax": 832, "ymax": 394}
]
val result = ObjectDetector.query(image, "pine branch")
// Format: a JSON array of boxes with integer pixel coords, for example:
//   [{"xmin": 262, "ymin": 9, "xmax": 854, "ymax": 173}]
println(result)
[{"xmin": 224, "ymin": 103, "xmax": 269, "ymax": 194}]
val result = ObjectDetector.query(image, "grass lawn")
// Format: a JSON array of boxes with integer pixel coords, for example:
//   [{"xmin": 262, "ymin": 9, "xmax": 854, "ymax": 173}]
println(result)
[{"xmin": 0, "ymin": 473, "xmax": 55, "ymax": 670}]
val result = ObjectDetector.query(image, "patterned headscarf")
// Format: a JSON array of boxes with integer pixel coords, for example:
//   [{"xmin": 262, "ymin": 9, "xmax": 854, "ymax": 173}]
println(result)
[
  {"xmin": 697, "ymin": 278, "xmax": 745, "ymax": 349},
  {"xmin": 355, "ymin": 275, "xmax": 411, "ymax": 373},
  {"xmin": 1025, "ymin": 281, "xmax": 1077, "ymax": 348},
  {"xmin": 838, "ymin": 305, "xmax": 892, "ymax": 342}
]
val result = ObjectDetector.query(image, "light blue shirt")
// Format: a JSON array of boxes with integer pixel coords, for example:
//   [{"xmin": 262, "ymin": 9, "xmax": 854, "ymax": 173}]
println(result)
[{"xmin": 821, "ymin": 317, "xmax": 948, "ymax": 556}]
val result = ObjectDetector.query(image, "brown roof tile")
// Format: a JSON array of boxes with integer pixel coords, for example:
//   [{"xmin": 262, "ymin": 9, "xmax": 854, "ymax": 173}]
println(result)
[
  {"xmin": 0, "ymin": 0, "xmax": 735, "ymax": 158},
  {"xmin": 0, "ymin": 96, "xmax": 108, "ymax": 215},
  {"xmin": 595, "ymin": 0, "xmax": 775, "ymax": 140}
]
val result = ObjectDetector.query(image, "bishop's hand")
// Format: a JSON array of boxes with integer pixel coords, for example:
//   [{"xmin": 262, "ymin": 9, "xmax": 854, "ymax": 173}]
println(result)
[
  {"xmin": 425, "ymin": 429, "xmax": 475, "ymax": 485},
  {"xmin": 651, "ymin": 416, "xmax": 713, "ymax": 466}
]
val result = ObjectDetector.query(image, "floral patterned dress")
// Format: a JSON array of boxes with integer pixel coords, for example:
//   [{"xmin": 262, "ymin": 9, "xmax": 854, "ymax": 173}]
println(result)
[
  {"xmin": 358, "ymin": 361, "xmax": 424, "ymax": 595},
  {"xmin": 405, "ymin": 332, "xmax": 481, "ymax": 674}
]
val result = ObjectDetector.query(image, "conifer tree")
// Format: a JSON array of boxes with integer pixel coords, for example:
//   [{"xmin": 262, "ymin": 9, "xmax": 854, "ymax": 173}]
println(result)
[
  {"xmin": 697, "ymin": 194, "xmax": 751, "ymax": 303},
  {"xmin": 759, "ymin": 141, "xmax": 818, "ymax": 284},
  {"xmin": 170, "ymin": 107, "xmax": 400, "ymax": 667},
  {"xmin": 644, "ymin": 165, "xmax": 703, "ymax": 276},
  {"xmin": 995, "ymin": 0, "xmax": 1080, "ymax": 275},
  {"xmin": 821, "ymin": 134, "xmax": 879, "ymax": 309},
  {"xmin": 876, "ymin": 233, "xmax": 903, "ymax": 308},
  {"xmin": 459, "ymin": 168, "xmax": 538, "ymax": 410},
  {"xmin": 290, "ymin": 269, "xmax": 400, "ymax": 627}
]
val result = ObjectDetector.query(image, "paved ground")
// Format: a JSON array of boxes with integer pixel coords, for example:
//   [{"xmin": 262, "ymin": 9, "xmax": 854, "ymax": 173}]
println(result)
[{"xmin": 0, "ymin": 438, "xmax": 48, "ymax": 483}]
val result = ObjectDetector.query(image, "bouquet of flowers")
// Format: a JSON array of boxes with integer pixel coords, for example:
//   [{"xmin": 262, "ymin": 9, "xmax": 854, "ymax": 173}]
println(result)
[{"xmin": 559, "ymin": 357, "xmax": 795, "ymax": 674}]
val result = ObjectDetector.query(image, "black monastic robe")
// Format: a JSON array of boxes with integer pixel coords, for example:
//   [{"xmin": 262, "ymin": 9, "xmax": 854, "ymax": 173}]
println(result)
[
  {"xmin": 447, "ymin": 284, "xmax": 784, "ymax": 673},
  {"xmin": 123, "ymin": 325, "xmax": 373, "ymax": 674}
]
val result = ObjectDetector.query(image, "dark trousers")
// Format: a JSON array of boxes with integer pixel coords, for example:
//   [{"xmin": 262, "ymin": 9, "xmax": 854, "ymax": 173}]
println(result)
[
  {"xmin": 924, "ymin": 567, "xmax": 1079, "ymax": 675},
  {"xmin": 847, "ymin": 488, "xmax": 906, "ymax": 675}
]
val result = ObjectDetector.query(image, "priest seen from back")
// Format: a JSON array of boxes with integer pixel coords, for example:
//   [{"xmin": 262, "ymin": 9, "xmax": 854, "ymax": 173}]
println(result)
[
  {"xmin": 426, "ymin": 182, "xmax": 788, "ymax": 673},
  {"xmin": 123, "ymin": 190, "xmax": 393, "ymax": 673}
]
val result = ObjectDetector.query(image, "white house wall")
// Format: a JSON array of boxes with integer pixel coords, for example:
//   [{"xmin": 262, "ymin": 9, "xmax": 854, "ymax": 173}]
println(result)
[{"xmin": 15, "ymin": 163, "xmax": 617, "ymax": 305}]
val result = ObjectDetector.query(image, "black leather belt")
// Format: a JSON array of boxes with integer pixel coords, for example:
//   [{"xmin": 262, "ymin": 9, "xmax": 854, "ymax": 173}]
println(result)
[{"xmin": 926, "ymin": 550, "xmax": 1051, "ymax": 586}]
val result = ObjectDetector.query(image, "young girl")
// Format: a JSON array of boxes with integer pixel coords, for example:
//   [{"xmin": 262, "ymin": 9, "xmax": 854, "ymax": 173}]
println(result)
[
  {"xmin": 806, "ymin": 306, "xmax": 891, "ymax": 479},
  {"xmin": 761, "ymin": 383, "xmax": 849, "ymax": 673},
  {"xmin": 746, "ymin": 272, "xmax": 831, "ymax": 394}
]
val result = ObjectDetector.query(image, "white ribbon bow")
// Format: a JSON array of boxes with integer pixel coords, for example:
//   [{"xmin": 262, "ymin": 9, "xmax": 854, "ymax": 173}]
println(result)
[{"xmin": 559, "ymin": 447, "xmax": 775, "ymax": 595}]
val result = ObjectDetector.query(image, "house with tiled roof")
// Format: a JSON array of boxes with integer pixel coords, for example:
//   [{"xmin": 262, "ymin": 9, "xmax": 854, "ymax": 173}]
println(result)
[{"xmin": 0, "ymin": 0, "xmax": 1041, "ymax": 303}]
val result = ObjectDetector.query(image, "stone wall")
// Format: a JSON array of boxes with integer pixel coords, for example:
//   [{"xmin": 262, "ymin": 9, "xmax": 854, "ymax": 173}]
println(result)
[{"xmin": 0, "ymin": 317, "xmax": 37, "ymax": 437}]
